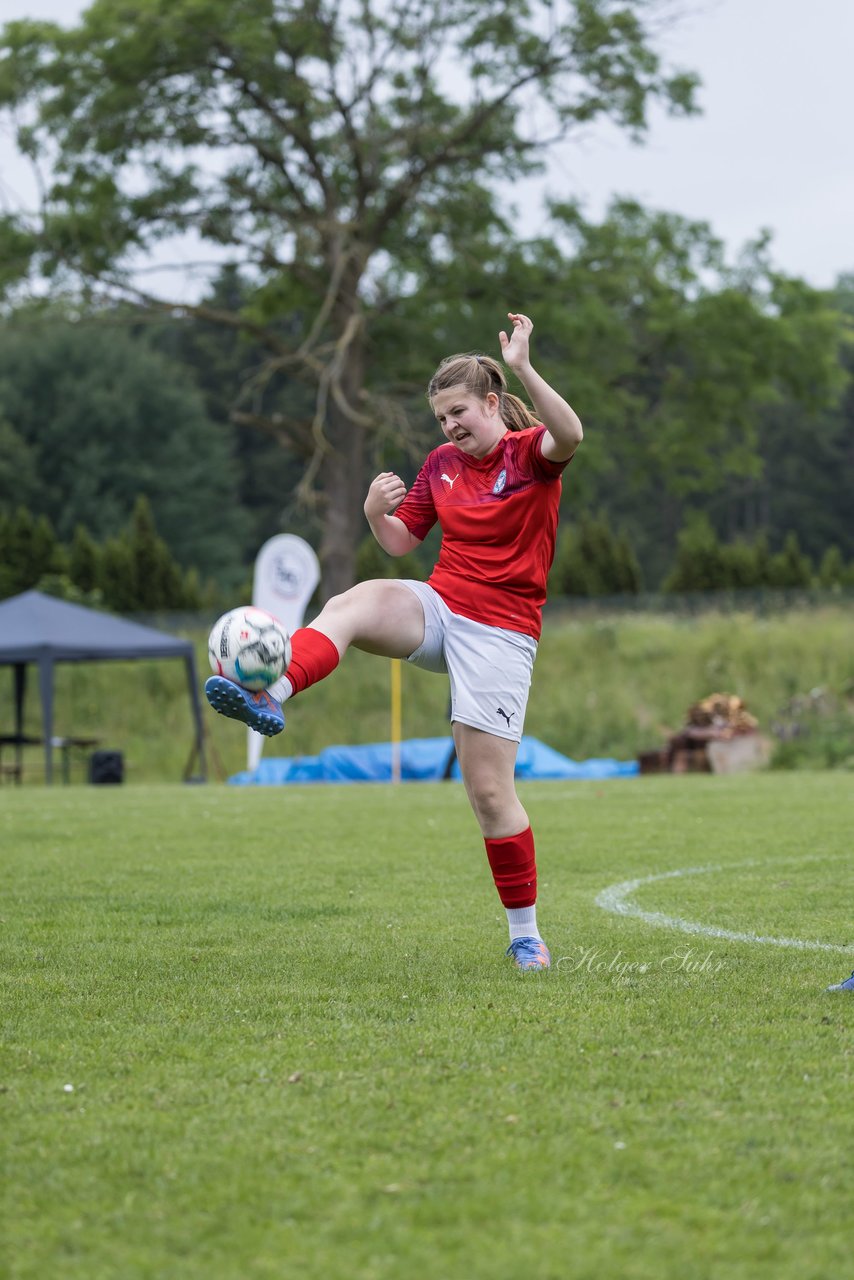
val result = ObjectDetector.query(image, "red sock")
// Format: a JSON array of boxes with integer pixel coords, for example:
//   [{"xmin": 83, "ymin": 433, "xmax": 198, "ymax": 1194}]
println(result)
[
  {"xmin": 284, "ymin": 627, "xmax": 340, "ymax": 697},
  {"xmin": 484, "ymin": 826, "xmax": 537, "ymax": 909}
]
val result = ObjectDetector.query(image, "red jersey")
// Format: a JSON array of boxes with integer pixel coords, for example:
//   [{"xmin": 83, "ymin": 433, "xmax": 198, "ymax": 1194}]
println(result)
[{"xmin": 394, "ymin": 426, "xmax": 569, "ymax": 640}]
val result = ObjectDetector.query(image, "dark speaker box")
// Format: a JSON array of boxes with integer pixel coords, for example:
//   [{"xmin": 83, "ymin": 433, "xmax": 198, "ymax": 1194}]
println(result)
[{"xmin": 89, "ymin": 750, "xmax": 124, "ymax": 784}]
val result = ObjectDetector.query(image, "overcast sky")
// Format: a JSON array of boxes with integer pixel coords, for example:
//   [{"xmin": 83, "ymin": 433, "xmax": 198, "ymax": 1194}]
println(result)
[{"xmin": 1, "ymin": 0, "xmax": 852, "ymax": 292}]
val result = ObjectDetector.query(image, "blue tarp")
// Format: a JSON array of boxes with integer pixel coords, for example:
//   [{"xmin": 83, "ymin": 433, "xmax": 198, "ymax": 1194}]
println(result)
[{"xmin": 229, "ymin": 736, "xmax": 639, "ymax": 785}]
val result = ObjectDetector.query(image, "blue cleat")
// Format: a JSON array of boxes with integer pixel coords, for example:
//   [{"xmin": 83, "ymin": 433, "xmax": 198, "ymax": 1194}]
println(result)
[
  {"xmin": 205, "ymin": 676, "xmax": 285, "ymax": 737},
  {"xmin": 506, "ymin": 936, "xmax": 551, "ymax": 971},
  {"xmin": 826, "ymin": 970, "xmax": 854, "ymax": 993}
]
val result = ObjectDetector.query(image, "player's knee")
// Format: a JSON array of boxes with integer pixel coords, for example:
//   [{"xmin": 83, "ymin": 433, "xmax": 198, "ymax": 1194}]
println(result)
[
  {"xmin": 333, "ymin": 581, "xmax": 384, "ymax": 611},
  {"xmin": 317, "ymin": 583, "xmax": 371, "ymax": 626},
  {"xmin": 468, "ymin": 775, "xmax": 511, "ymax": 828}
]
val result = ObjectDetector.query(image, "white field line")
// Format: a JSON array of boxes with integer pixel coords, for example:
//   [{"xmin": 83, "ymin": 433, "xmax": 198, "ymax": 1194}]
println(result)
[{"xmin": 595, "ymin": 861, "xmax": 854, "ymax": 954}]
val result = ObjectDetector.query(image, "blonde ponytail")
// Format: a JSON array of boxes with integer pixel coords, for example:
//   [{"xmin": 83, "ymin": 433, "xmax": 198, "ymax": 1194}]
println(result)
[{"xmin": 500, "ymin": 391, "xmax": 538, "ymax": 432}]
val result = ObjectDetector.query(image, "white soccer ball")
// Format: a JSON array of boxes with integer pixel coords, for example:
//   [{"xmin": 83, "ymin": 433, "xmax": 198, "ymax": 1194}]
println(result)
[{"xmin": 208, "ymin": 606, "xmax": 291, "ymax": 692}]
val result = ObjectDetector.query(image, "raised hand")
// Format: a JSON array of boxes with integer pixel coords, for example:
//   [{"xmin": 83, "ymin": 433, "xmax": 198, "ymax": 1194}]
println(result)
[{"xmin": 498, "ymin": 312, "xmax": 533, "ymax": 372}]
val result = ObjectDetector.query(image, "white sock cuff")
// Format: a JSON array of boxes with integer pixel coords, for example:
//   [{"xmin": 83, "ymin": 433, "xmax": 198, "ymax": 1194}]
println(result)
[
  {"xmin": 267, "ymin": 675, "xmax": 294, "ymax": 703},
  {"xmin": 506, "ymin": 905, "xmax": 541, "ymax": 942}
]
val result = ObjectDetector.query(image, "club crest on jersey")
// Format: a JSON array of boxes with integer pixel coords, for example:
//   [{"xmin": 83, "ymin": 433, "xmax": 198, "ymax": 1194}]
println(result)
[{"xmin": 492, "ymin": 468, "xmax": 507, "ymax": 495}]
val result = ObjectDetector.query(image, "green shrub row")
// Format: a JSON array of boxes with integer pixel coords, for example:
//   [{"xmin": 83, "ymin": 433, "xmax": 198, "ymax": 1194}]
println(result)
[
  {"xmin": 662, "ymin": 515, "xmax": 854, "ymax": 593},
  {"xmin": 550, "ymin": 513, "xmax": 854, "ymax": 597},
  {"xmin": 4, "ymin": 498, "xmax": 854, "ymax": 610},
  {"xmin": 0, "ymin": 497, "xmax": 220, "ymax": 612}
]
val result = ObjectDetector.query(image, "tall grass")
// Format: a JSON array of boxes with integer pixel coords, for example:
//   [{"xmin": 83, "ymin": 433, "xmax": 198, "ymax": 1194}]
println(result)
[
  {"xmin": 2, "ymin": 603, "xmax": 851, "ymax": 784},
  {"xmin": 534, "ymin": 604, "xmax": 853, "ymax": 763}
]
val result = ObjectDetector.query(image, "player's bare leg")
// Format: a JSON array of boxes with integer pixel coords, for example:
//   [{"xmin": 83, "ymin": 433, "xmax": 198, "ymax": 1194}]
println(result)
[
  {"xmin": 453, "ymin": 723, "xmax": 550, "ymax": 970},
  {"xmin": 264, "ymin": 579, "xmax": 426, "ymax": 704},
  {"xmin": 453, "ymin": 724, "xmax": 528, "ymax": 838},
  {"xmin": 309, "ymin": 579, "xmax": 426, "ymax": 659}
]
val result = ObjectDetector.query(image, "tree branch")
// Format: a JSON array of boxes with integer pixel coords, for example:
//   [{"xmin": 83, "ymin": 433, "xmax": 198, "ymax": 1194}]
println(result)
[
  {"xmin": 222, "ymin": 116, "xmax": 316, "ymax": 218},
  {"xmin": 95, "ymin": 276, "xmax": 292, "ymax": 356},
  {"xmin": 211, "ymin": 42, "xmax": 334, "ymax": 208},
  {"xmin": 371, "ymin": 50, "xmax": 567, "ymax": 242},
  {"xmin": 230, "ymin": 406, "xmax": 310, "ymax": 452}
]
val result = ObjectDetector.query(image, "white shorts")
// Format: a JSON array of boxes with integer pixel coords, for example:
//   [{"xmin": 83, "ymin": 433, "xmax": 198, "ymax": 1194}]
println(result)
[{"xmin": 398, "ymin": 580, "xmax": 537, "ymax": 743}]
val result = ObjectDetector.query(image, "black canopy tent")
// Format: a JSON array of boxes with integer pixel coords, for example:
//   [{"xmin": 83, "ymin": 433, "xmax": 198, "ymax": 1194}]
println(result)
[{"xmin": 0, "ymin": 590, "xmax": 207, "ymax": 783}]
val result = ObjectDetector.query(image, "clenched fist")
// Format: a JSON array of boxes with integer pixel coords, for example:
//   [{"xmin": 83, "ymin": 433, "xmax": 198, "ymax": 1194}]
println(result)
[{"xmin": 364, "ymin": 471, "xmax": 407, "ymax": 521}]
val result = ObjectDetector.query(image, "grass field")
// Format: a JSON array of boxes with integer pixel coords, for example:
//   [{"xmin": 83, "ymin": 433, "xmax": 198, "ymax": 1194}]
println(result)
[{"xmin": 3, "ymin": 772, "xmax": 853, "ymax": 1279}]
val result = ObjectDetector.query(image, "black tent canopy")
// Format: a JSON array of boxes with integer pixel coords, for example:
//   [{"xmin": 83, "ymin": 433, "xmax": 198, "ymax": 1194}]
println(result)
[{"xmin": 0, "ymin": 590, "xmax": 207, "ymax": 783}]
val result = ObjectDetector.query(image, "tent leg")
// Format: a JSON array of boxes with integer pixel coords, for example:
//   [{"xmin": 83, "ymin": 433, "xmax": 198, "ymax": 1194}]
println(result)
[
  {"xmin": 184, "ymin": 654, "xmax": 208, "ymax": 782},
  {"xmin": 14, "ymin": 664, "xmax": 26, "ymax": 783},
  {"xmin": 38, "ymin": 657, "xmax": 54, "ymax": 785}
]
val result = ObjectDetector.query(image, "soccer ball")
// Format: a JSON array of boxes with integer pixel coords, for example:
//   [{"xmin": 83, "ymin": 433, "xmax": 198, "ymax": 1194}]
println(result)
[{"xmin": 208, "ymin": 606, "xmax": 291, "ymax": 692}]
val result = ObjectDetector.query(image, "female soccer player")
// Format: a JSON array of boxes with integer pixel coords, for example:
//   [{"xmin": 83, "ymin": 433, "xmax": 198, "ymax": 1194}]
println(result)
[{"xmin": 206, "ymin": 312, "xmax": 583, "ymax": 970}]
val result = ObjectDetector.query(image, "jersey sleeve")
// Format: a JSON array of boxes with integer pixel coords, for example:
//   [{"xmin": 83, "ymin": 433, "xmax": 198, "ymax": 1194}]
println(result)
[
  {"xmin": 394, "ymin": 458, "xmax": 438, "ymax": 541},
  {"xmin": 528, "ymin": 425, "xmax": 572, "ymax": 480}
]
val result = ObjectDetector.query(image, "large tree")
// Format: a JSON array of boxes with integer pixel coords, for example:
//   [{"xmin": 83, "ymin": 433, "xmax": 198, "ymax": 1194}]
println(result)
[{"xmin": 0, "ymin": 0, "xmax": 697, "ymax": 595}]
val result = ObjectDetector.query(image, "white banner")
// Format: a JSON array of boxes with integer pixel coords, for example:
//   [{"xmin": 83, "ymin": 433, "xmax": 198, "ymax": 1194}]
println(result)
[{"xmin": 248, "ymin": 534, "xmax": 321, "ymax": 770}]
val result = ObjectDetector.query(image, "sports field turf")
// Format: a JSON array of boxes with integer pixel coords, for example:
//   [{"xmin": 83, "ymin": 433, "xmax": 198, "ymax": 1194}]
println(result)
[{"xmin": 3, "ymin": 772, "xmax": 852, "ymax": 1279}]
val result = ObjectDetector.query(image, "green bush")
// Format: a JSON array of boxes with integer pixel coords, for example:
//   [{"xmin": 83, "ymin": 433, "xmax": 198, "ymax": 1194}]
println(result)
[
  {"xmin": 817, "ymin": 545, "xmax": 846, "ymax": 589},
  {"xmin": 0, "ymin": 499, "xmax": 210, "ymax": 610},
  {"xmin": 768, "ymin": 531, "xmax": 813, "ymax": 588},
  {"xmin": 550, "ymin": 513, "xmax": 642, "ymax": 597},
  {"xmin": 662, "ymin": 513, "xmax": 725, "ymax": 593},
  {"xmin": 69, "ymin": 524, "xmax": 101, "ymax": 594},
  {"xmin": 35, "ymin": 573, "xmax": 104, "ymax": 609},
  {"xmin": 0, "ymin": 507, "xmax": 68, "ymax": 597}
]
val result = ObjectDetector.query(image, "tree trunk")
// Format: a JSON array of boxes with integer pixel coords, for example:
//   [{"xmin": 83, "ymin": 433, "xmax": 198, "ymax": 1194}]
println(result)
[
  {"xmin": 317, "ymin": 305, "xmax": 368, "ymax": 601},
  {"xmin": 319, "ymin": 421, "xmax": 367, "ymax": 599}
]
